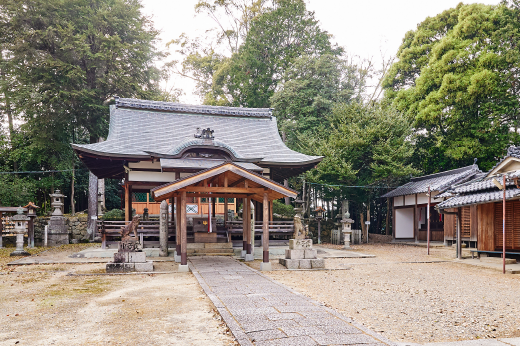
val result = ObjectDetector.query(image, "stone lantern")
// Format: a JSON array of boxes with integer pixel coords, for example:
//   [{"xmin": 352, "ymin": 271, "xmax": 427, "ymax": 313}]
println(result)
[
  {"xmin": 48, "ymin": 189, "xmax": 68, "ymax": 246},
  {"xmin": 340, "ymin": 201, "xmax": 354, "ymax": 249},
  {"xmin": 10, "ymin": 207, "xmax": 30, "ymax": 256},
  {"xmin": 50, "ymin": 189, "xmax": 65, "ymax": 216}
]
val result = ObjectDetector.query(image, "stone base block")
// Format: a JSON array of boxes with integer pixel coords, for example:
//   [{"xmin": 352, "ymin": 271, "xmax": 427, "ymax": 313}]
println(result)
[
  {"xmin": 178, "ymin": 264, "xmax": 189, "ymax": 272},
  {"xmin": 289, "ymin": 239, "xmax": 313, "ymax": 250},
  {"xmin": 260, "ymin": 262, "xmax": 272, "ymax": 271},
  {"xmin": 311, "ymin": 258, "xmax": 325, "ymax": 268},
  {"xmin": 241, "ymin": 250, "xmax": 247, "ymax": 258},
  {"xmin": 285, "ymin": 249, "xmax": 305, "ymax": 259},
  {"xmin": 245, "ymin": 254, "xmax": 254, "ymax": 262},
  {"xmin": 134, "ymin": 261, "xmax": 154, "ymax": 272},
  {"xmin": 47, "ymin": 233, "xmax": 69, "ymax": 247},
  {"xmin": 279, "ymin": 258, "xmax": 299, "ymax": 269},
  {"xmin": 299, "ymin": 259, "xmax": 312, "ymax": 269},
  {"xmin": 304, "ymin": 249, "xmax": 317, "ymax": 259},
  {"xmin": 114, "ymin": 252, "xmax": 147, "ymax": 263},
  {"xmin": 10, "ymin": 250, "xmax": 31, "ymax": 256},
  {"xmin": 106, "ymin": 263, "xmax": 134, "ymax": 273}
]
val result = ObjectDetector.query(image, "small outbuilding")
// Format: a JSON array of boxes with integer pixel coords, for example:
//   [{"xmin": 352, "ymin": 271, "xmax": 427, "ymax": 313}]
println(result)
[
  {"xmin": 437, "ymin": 146, "xmax": 520, "ymax": 253},
  {"xmin": 382, "ymin": 165, "xmax": 480, "ymax": 242}
]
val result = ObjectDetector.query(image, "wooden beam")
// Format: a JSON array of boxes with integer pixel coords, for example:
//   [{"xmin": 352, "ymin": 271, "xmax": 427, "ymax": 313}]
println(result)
[
  {"xmin": 224, "ymin": 172, "xmax": 228, "ymax": 188},
  {"xmin": 230, "ymin": 177, "xmax": 247, "ymax": 187},
  {"xmin": 179, "ymin": 186, "xmax": 266, "ymax": 194}
]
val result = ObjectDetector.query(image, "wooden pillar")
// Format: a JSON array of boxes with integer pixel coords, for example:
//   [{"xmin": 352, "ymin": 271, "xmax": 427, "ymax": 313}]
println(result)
[
  {"xmin": 180, "ymin": 191, "xmax": 187, "ymax": 265},
  {"xmin": 456, "ymin": 207, "xmax": 462, "ymax": 260},
  {"xmin": 246, "ymin": 197, "xmax": 252, "ymax": 254},
  {"xmin": 263, "ymin": 193, "xmax": 269, "ymax": 263},
  {"xmin": 392, "ymin": 198, "xmax": 396, "ymax": 240},
  {"xmin": 269, "ymin": 201, "xmax": 273, "ymax": 222},
  {"xmin": 386, "ymin": 198, "xmax": 390, "ymax": 236},
  {"xmin": 243, "ymin": 197, "xmax": 250, "ymax": 253},
  {"xmin": 414, "ymin": 193, "xmax": 418, "ymax": 242},
  {"xmin": 125, "ymin": 184, "xmax": 132, "ymax": 222},
  {"xmin": 223, "ymin": 173, "xmax": 228, "ymax": 225},
  {"xmin": 176, "ymin": 195, "xmax": 181, "ymax": 257}
]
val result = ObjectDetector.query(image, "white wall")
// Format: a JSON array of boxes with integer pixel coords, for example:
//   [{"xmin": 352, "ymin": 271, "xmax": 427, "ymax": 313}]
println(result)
[
  {"xmin": 394, "ymin": 196, "xmax": 404, "ymax": 207},
  {"xmin": 395, "ymin": 208, "xmax": 414, "ymax": 238}
]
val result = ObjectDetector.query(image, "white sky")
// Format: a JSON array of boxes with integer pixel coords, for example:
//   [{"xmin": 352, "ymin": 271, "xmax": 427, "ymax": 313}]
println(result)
[{"xmin": 141, "ymin": 0, "xmax": 502, "ymax": 104}]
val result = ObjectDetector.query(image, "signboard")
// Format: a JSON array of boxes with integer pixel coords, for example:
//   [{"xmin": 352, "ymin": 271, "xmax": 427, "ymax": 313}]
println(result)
[{"xmin": 364, "ymin": 221, "xmax": 371, "ymax": 225}]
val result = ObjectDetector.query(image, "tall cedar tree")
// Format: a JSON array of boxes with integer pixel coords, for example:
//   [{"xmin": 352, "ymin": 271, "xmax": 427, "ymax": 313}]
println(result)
[{"xmin": 383, "ymin": 3, "xmax": 520, "ymax": 172}]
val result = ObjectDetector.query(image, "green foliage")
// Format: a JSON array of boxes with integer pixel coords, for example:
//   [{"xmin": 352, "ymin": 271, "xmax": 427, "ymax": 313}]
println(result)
[
  {"xmin": 102, "ymin": 208, "xmax": 124, "ymax": 220},
  {"xmin": 384, "ymin": 2, "xmax": 520, "ymax": 172},
  {"xmin": 0, "ymin": 175, "xmax": 35, "ymax": 207},
  {"xmin": 272, "ymin": 199, "xmax": 295, "ymax": 218},
  {"xmin": 301, "ymin": 102, "xmax": 418, "ymax": 203},
  {"xmin": 271, "ymin": 54, "xmax": 369, "ymax": 146},
  {"xmin": 211, "ymin": 0, "xmax": 342, "ymax": 107}
]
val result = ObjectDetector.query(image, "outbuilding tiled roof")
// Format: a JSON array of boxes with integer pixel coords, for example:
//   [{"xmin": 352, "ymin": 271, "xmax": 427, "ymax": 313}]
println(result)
[
  {"xmin": 382, "ymin": 165, "xmax": 480, "ymax": 198},
  {"xmin": 72, "ymin": 98, "xmax": 322, "ymax": 166},
  {"xmin": 437, "ymin": 188, "xmax": 520, "ymax": 209}
]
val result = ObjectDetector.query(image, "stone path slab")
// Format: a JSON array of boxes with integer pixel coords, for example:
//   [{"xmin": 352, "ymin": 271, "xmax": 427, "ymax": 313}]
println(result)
[{"xmin": 189, "ymin": 256, "xmax": 394, "ymax": 346}]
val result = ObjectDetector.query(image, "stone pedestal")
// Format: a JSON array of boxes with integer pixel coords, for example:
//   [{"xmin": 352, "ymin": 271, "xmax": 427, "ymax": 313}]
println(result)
[
  {"xmin": 10, "ymin": 233, "xmax": 30, "ymax": 256},
  {"xmin": 47, "ymin": 216, "xmax": 69, "ymax": 246},
  {"xmin": 194, "ymin": 232, "xmax": 217, "ymax": 243},
  {"xmin": 279, "ymin": 239, "xmax": 324, "ymax": 269},
  {"xmin": 106, "ymin": 239, "xmax": 153, "ymax": 273}
]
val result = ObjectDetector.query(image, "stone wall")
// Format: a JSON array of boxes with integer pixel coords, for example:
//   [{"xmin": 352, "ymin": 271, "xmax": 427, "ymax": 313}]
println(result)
[{"xmin": 34, "ymin": 215, "xmax": 89, "ymax": 245}]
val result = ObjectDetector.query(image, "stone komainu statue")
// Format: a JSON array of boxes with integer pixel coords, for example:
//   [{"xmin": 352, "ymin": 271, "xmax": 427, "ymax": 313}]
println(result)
[{"xmin": 120, "ymin": 215, "xmax": 140, "ymax": 240}]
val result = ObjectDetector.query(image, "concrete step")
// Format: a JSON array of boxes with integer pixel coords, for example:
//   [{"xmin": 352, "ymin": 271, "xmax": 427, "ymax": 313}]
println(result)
[
  {"xmin": 186, "ymin": 242, "xmax": 233, "ymax": 250},
  {"xmin": 480, "ymin": 257, "xmax": 517, "ymax": 264},
  {"xmin": 189, "ymin": 248, "xmax": 234, "ymax": 254},
  {"xmin": 189, "ymin": 252, "xmax": 235, "ymax": 256}
]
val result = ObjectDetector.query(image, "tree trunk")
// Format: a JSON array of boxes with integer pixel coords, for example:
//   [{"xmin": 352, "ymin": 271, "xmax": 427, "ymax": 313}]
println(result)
[
  {"xmin": 87, "ymin": 171, "xmax": 98, "ymax": 238},
  {"xmin": 71, "ymin": 168, "xmax": 75, "ymax": 215},
  {"xmin": 97, "ymin": 178, "xmax": 105, "ymax": 215}
]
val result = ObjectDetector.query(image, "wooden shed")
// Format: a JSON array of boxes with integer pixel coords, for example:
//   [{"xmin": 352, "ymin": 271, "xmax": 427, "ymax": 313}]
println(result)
[{"xmin": 437, "ymin": 146, "xmax": 520, "ymax": 252}]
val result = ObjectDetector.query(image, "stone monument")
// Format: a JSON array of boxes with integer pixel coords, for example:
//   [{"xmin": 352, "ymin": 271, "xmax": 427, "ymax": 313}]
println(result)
[
  {"xmin": 279, "ymin": 200, "xmax": 324, "ymax": 269},
  {"xmin": 10, "ymin": 207, "xmax": 30, "ymax": 256},
  {"xmin": 106, "ymin": 215, "xmax": 153, "ymax": 272},
  {"xmin": 48, "ymin": 190, "xmax": 69, "ymax": 246}
]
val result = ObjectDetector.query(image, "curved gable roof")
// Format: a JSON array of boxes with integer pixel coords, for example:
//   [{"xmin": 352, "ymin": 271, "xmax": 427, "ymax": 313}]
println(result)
[{"xmin": 72, "ymin": 98, "xmax": 322, "ymax": 166}]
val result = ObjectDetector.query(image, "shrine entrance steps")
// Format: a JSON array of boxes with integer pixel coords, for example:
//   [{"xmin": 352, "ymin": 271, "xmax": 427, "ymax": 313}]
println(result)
[
  {"xmin": 189, "ymin": 256, "xmax": 392, "ymax": 346},
  {"xmin": 187, "ymin": 242, "xmax": 234, "ymax": 256}
]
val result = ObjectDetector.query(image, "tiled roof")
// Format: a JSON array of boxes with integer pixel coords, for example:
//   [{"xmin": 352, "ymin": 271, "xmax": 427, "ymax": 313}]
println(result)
[
  {"xmin": 487, "ymin": 145, "xmax": 520, "ymax": 174},
  {"xmin": 437, "ymin": 188, "xmax": 520, "ymax": 209},
  {"xmin": 382, "ymin": 165, "xmax": 480, "ymax": 198},
  {"xmin": 160, "ymin": 158, "xmax": 263, "ymax": 171},
  {"xmin": 72, "ymin": 98, "xmax": 322, "ymax": 166},
  {"xmin": 115, "ymin": 97, "xmax": 272, "ymax": 118},
  {"xmin": 452, "ymin": 170, "xmax": 520, "ymax": 193}
]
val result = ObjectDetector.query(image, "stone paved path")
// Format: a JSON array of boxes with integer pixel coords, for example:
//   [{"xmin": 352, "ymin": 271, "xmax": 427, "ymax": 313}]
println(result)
[{"xmin": 189, "ymin": 256, "xmax": 395, "ymax": 346}]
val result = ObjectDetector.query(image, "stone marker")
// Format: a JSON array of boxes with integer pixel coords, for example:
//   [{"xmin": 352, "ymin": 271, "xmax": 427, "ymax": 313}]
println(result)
[
  {"xmin": 106, "ymin": 215, "xmax": 154, "ymax": 273},
  {"xmin": 159, "ymin": 200, "xmax": 169, "ymax": 257}
]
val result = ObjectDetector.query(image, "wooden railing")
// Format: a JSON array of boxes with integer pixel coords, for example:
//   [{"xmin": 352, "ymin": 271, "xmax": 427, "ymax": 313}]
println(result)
[{"xmin": 226, "ymin": 220, "xmax": 294, "ymax": 239}]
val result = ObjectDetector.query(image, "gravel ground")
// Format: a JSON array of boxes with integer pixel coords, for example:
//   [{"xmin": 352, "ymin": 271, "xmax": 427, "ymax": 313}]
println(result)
[
  {"xmin": 0, "ymin": 247, "xmax": 236, "ymax": 346},
  {"xmin": 265, "ymin": 243, "xmax": 520, "ymax": 344}
]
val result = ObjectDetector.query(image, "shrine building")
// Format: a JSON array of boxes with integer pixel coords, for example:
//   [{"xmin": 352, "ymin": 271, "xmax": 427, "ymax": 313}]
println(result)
[{"xmin": 72, "ymin": 98, "xmax": 322, "ymax": 268}]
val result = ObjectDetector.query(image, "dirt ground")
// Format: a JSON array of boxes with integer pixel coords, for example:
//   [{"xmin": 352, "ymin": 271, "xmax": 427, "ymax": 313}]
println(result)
[
  {"xmin": 0, "ymin": 246, "xmax": 236, "ymax": 346},
  {"xmin": 265, "ymin": 243, "xmax": 520, "ymax": 344}
]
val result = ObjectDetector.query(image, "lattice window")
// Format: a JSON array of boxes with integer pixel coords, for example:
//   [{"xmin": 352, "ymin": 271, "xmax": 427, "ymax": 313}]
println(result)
[
  {"xmin": 461, "ymin": 207, "xmax": 471, "ymax": 238},
  {"xmin": 494, "ymin": 200, "xmax": 520, "ymax": 250},
  {"xmin": 186, "ymin": 204, "xmax": 198, "ymax": 214},
  {"xmin": 132, "ymin": 192, "xmax": 147, "ymax": 202}
]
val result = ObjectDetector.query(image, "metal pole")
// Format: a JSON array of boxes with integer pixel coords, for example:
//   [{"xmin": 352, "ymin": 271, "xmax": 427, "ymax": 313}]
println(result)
[
  {"xmin": 427, "ymin": 186, "xmax": 431, "ymax": 255},
  {"xmin": 503, "ymin": 175, "xmax": 506, "ymax": 274}
]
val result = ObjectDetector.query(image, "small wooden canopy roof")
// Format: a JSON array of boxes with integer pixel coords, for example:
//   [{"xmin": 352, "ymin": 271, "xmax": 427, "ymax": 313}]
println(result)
[{"xmin": 151, "ymin": 162, "xmax": 298, "ymax": 203}]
